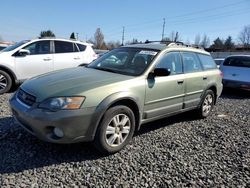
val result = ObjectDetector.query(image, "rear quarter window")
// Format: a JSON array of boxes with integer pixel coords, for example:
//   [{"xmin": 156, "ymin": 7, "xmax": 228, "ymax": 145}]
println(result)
[
  {"xmin": 223, "ymin": 56, "xmax": 250, "ymax": 68},
  {"xmin": 76, "ymin": 43, "xmax": 86, "ymax": 52},
  {"xmin": 197, "ymin": 54, "xmax": 217, "ymax": 70}
]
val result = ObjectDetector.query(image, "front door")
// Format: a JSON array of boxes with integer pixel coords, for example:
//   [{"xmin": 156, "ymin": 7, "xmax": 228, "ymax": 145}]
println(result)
[
  {"xmin": 144, "ymin": 51, "xmax": 185, "ymax": 119},
  {"xmin": 15, "ymin": 40, "xmax": 53, "ymax": 80}
]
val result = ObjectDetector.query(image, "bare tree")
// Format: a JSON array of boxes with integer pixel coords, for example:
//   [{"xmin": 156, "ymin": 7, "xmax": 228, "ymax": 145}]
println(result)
[
  {"xmin": 106, "ymin": 41, "xmax": 121, "ymax": 50},
  {"xmin": 94, "ymin": 28, "xmax": 104, "ymax": 49},
  {"xmin": 200, "ymin": 34, "xmax": 210, "ymax": 48},
  {"xmin": 239, "ymin": 25, "xmax": 250, "ymax": 47},
  {"xmin": 194, "ymin": 34, "xmax": 201, "ymax": 45},
  {"xmin": 169, "ymin": 31, "xmax": 181, "ymax": 42},
  {"xmin": 0, "ymin": 35, "xmax": 3, "ymax": 42}
]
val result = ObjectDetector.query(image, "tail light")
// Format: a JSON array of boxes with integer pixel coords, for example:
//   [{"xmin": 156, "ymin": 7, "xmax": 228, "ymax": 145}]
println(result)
[{"xmin": 219, "ymin": 70, "xmax": 223, "ymax": 77}]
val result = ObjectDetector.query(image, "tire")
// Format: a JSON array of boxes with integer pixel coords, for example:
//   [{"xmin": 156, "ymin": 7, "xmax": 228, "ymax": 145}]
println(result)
[
  {"xmin": 0, "ymin": 70, "xmax": 12, "ymax": 94},
  {"xmin": 94, "ymin": 105, "xmax": 135, "ymax": 154},
  {"xmin": 197, "ymin": 90, "xmax": 215, "ymax": 118}
]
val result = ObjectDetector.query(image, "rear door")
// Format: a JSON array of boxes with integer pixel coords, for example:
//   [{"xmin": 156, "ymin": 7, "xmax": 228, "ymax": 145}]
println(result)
[
  {"xmin": 53, "ymin": 40, "xmax": 83, "ymax": 70},
  {"xmin": 181, "ymin": 52, "xmax": 207, "ymax": 108},
  {"xmin": 144, "ymin": 51, "xmax": 185, "ymax": 119}
]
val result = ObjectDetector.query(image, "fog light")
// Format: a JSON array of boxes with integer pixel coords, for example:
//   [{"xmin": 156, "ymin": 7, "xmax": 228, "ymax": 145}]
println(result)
[{"xmin": 53, "ymin": 127, "xmax": 64, "ymax": 138}]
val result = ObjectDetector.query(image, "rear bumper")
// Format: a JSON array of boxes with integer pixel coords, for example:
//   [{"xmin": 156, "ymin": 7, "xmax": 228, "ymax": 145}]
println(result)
[{"xmin": 223, "ymin": 79, "xmax": 250, "ymax": 91}]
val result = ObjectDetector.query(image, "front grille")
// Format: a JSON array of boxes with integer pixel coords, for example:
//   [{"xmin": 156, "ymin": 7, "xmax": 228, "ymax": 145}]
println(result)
[{"xmin": 17, "ymin": 89, "xmax": 36, "ymax": 106}]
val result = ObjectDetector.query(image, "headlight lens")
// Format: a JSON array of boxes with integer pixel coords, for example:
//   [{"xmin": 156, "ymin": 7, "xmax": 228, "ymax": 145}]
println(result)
[{"xmin": 39, "ymin": 97, "xmax": 85, "ymax": 111}]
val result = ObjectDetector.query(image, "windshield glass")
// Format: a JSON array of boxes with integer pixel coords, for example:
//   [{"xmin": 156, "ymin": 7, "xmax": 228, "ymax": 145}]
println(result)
[
  {"xmin": 2, "ymin": 40, "xmax": 30, "ymax": 52},
  {"xmin": 88, "ymin": 47, "xmax": 159, "ymax": 76}
]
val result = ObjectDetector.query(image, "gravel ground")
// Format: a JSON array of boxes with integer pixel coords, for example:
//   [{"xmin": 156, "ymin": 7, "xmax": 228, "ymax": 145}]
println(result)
[{"xmin": 0, "ymin": 90, "xmax": 250, "ymax": 187}]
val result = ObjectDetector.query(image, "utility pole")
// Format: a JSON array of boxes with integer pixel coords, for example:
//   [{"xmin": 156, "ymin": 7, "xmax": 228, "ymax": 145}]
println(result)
[
  {"xmin": 122, "ymin": 26, "xmax": 125, "ymax": 46},
  {"xmin": 162, "ymin": 18, "xmax": 165, "ymax": 41}
]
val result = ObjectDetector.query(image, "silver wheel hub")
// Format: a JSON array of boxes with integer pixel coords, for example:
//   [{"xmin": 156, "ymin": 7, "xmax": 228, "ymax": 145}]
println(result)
[
  {"xmin": 202, "ymin": 94, "xmax": 213, "ymax": 114},
  {"xmin": 0, "ymin": 74, "xmax": 7, "ymax": 90},
  {"xmin": 105, "ymin": 114, "xmax": 131, "ymax": 147}
]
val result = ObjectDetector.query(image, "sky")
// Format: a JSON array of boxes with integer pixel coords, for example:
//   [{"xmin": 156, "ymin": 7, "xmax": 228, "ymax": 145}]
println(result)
[{"xmin": 1, "ymin": 0, "xmax": 250, "ymax": 45}]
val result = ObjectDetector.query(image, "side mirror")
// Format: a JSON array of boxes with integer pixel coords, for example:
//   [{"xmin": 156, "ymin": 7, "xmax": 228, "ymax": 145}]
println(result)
[
  {"xmin": 153, "ymin": 68, "xmax": 171, "ymax": 77},
  {"xmin": 18, "ymin": 49, "xmax": 30, "ymax": 56}
]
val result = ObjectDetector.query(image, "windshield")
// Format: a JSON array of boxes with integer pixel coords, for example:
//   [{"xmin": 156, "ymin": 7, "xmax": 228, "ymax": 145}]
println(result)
[
  {"xmin": 88, "ymin": 47, "xmax": 159, "ymax": 76},
  {"xmin": 2, "ymin": 40, "xmax": 30, "ymax": 52}
]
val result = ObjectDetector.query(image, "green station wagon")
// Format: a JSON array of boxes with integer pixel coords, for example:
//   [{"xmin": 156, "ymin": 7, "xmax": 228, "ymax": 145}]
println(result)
[{"xmin": 10, "ymin": 42, "xmax": 223, "ymax": 153}]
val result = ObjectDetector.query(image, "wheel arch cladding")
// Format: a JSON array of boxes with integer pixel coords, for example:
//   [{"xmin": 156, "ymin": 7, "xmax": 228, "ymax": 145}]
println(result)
[{"xmin": 89, "ymin": 92, "xmax": 143, "ymax": 139}]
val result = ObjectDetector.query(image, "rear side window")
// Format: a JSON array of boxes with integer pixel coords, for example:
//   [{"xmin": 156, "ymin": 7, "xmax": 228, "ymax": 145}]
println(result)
[
  {"xmin": 76, "ymin": 43, "xmax": 86, "ymax": 51},
  {"xmin": 198, "ymin": 54, "xmax": 217, "ymax": 70},
  {"xmin": 223, "ymin": 56, "xmax": 250, "ymax": 68},
  {"xmin": 55, "ymin": 41, "xmax": 74, "ymax": 53},
  {"xmin": 182, "ymin": 52, "xmax": 202, "ymax": 73}
]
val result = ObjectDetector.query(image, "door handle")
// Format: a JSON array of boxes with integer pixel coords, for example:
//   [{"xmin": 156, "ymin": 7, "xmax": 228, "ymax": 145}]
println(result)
[
  {"xmin": 43, "ymin": 58, "xmax": 52, "ymax": 61},
  {"xmin": 74, "ymin": 57, "xmax": 80, "ymax": 60},
  {"xmin": 177, "ymin": 80, "xmax": 184, "ymax": 84},
  {"xmin": 203, "ymin": 77, "xmax": 207, "ymax": 80}
]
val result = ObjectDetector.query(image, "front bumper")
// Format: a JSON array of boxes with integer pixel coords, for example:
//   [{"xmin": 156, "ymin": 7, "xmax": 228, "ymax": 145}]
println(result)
[
  {"xmin": 9, "ymin": 93, "xmax": 97, "ymax": 143},
  {"xmin": 223, "ymin": 79, "xmax": 250, "ymax": 91}
]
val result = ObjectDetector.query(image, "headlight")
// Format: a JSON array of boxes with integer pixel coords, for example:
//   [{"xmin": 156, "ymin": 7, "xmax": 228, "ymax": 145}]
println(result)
[{"xmin": 39, "ymin": 97, "xmax": 85, "ymax": 111}]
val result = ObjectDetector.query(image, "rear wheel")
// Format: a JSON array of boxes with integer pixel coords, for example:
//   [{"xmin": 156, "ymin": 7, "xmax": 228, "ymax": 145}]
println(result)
[
  {"xmin": 0, "ymin": 70, "xmax": 12, "ymax": 94},
  {"xmin": 94, "ymin": 105, "xmax": 135, "ymax": 154},
  {"xmin": 198, "ymin": 90, "xmax": 215, "ymax": 118}
]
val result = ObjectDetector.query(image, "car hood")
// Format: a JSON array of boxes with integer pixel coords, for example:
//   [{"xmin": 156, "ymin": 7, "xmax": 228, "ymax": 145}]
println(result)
[{"xmin": 21, "ymin": 67, "xmax": 134, "ymax": 102}]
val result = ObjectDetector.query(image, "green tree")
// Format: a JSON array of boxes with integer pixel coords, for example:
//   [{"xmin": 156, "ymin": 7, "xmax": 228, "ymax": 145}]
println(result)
[
  {"xmin": 224, "ymin": 36, "xmax": 235, "ymax": 50},
  {"xmin": 210, "ymin": 37, "xmax": 224, "ymax": 49},
  {"xmin": 70, "ymin": 32, "xmax": 76, "ymax": 40},
  {"xmin": 39, "ymin": 30, "xmax": 55, "ymax": 38}
]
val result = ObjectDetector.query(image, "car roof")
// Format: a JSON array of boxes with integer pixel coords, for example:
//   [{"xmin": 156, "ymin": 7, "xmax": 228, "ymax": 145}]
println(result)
[
  {"xmin": 123, "ymin": 43, "xmax": 166, "ymax": 51},
  {"xmin": 122, "ymin": 43, "xmax": 210, "ymax": 55},
  {"xmin": 29, "ymin": 38, "xmax": 93, "ymax": 46},
  {"xmin": 226, "ymin": 55, "xmax": 250, "ymax": 58}
]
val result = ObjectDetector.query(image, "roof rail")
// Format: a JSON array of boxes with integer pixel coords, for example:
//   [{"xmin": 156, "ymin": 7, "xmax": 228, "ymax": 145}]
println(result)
[
  {"xmin": 144, "ymin": 40, "xmax": 183, "ymax": 45},
  {"xmin": 144, "ymin": 40, "xmax": 205, "ymax": 50}
]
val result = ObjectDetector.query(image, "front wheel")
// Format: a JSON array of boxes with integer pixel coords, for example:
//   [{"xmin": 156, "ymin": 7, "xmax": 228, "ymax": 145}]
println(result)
[
  {"xmin": 94, "ymin": 105, "xmax": 135, "ymax": 154},
  {"xmin": 0, "ymin": 70, "xmax": 12, "ymax": 94},
  {"xmin": 198, "ymin": 90, "xmax": 215, "ymax": 118}
]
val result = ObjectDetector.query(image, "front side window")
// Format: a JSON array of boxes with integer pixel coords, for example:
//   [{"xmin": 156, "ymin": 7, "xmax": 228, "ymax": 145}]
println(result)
[
  {"xmin": 23, "ymin": 41, "xmax": 50, "ymax": 55},
  {"xmin": 182, "ymin": 52, "xmax": 202, "ymax": 73},
  {"xmin": 88, "ymin": 48, "xmax": 159, "ymax": 76},
  {"xmin": 198, "ymin": 54, "xmax": 217, "ymax": 70},
  {"xmin": 55, "ymin": 41, "xmax": 74, "ymax": 53},
  {"xmin": 223, "ymin": 56, "xmax": 250, "ymax": 68},
  {"xmin": 155, "ymin": 52, "xmax": 183, "ymax": 75}
]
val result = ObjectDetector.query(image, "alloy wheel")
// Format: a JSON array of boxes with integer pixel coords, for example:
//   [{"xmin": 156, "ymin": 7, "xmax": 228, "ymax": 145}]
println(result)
[
  {"xmin": 105, "ymin": 114, "xmax": 131, "ymax": 147},
  {"xmin": 202, "ymin": 94, "xmax": 213, "ymax": 115}
]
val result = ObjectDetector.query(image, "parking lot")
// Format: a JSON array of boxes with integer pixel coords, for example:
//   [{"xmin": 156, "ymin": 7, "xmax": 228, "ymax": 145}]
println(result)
[{"xmin": 0, "ymin": 90, "xmax": 249, "ymax": 187}]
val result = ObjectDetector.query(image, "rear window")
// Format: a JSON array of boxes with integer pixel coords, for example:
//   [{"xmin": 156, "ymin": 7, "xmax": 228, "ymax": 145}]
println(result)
[
  {"xmin": 197, "ymin": 54, "xmax": 217, "ymax": 70},
  {"xmin": 223, "ymin": 56, "xmax": 250, "ymax": 68}
]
